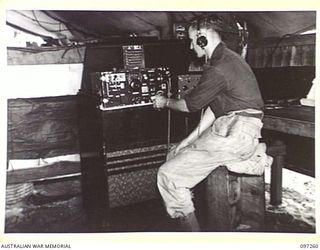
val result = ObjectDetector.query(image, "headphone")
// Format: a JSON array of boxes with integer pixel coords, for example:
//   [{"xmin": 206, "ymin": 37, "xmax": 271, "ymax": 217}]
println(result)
[{"xmin": 196, "ymin": 17, "xmax": 208, "ymax": 49}]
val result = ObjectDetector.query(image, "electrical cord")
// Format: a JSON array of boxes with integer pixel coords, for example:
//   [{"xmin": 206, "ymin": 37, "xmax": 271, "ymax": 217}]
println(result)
[
  {"xmin": 31, "ymin": 10, "xmax": 71, "ymax": 33},
  {"xmin": 6, "ymin": 21, "xmax": 52, "ymax": 40},
  {"xmin": 9, "ymin": 10, "xmax": 104, "ymax": 44},
  {"xmin": 167, "ymin": 108, "xmax": 171, "ymax": 154},
  {"xmin": 12, "ymin": 10, "xmax": 62, "ymax": 26},
  {"xmin": 166, "ymin": 79, "xmax": 172, "ymax": 154},
  {"xmin": 61, "ymin": 46, "xmax": 74, "ymax": 59}
]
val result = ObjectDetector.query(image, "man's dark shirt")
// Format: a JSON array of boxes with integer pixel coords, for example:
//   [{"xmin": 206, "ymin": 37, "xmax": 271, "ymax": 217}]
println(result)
[{"xmin": 184, "ymin": 43, "xmax": 264, "ymax": 117}]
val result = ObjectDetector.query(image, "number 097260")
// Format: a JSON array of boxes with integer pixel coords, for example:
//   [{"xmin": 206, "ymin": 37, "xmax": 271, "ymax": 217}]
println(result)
[{"xmin": 300, "ymin": 244, "xmax": 319, "ymax": 248}]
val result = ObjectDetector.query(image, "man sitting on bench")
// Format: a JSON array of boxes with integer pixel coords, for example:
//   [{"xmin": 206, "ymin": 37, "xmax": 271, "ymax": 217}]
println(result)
[{"xmin": 152, "ymin": 14, "xmax": 272, "ymax": 231}]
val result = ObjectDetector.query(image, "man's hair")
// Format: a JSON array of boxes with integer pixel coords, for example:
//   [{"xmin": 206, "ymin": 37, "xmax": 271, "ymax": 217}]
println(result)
[
  {"xmin": 189, "ymin": 14, "xmax": 240, "ymax": 52},
  {"xmin": 189, "ymin": 14, "xmax": 225, "ymax": 35}
]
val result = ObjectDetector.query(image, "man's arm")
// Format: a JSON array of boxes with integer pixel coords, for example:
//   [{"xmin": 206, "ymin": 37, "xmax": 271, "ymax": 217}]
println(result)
[
  {"xmin": 152, "ymin": 95, "xmax": 216, "ymax": 154},
  {"xmin": 173, "ymin": 106, "xmax": 215, "ymax": 154},
  {"xmin": 152, "ymin": 95, "xmax": 190, "ymax": 112}
]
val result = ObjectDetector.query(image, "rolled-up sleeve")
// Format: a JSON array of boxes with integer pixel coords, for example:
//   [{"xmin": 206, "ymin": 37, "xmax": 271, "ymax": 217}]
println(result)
[{"xmin": 184, "ymin": 67, "xmax": 227, "ymax": 112}]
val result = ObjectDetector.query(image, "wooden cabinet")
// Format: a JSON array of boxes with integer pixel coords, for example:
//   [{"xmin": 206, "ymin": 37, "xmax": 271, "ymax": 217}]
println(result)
[{"xmin": 77, "ymin": 94, "xmax": 198, "ymax": 230}]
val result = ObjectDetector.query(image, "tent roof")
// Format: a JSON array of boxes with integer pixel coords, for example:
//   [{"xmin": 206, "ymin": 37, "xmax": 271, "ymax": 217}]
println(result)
[{"xmin": 6, "ymin": 10, "xmax": 316, "ymax": 43}]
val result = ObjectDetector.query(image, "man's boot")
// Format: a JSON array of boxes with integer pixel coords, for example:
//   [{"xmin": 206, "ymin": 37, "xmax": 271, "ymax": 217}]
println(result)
[{"xmin": 179, "ymin": 212, "xmax": 201, "ymax": 232}]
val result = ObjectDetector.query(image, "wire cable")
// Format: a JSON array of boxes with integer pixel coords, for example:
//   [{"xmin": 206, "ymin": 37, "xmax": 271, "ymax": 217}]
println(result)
[
  {"xmin": 11, "ymin": 10, "xmax": 62, "ymax": 25},
  {"xmin": 10, "ymin": 10, "xmax": 103, "ymax": 41},
  {"xmin": 31, "ymin": 10, "xmax": 70, "ymax": 33},
  {"xmin": 6, "ymin": 21, "xmax": 51, "ymax": 40},
  {"xmin": 166, "ymin": 77, "xmax": 172, "ymax": 153}
]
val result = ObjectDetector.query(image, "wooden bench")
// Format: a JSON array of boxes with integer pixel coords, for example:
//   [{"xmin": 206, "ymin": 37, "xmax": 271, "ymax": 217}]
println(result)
[{"xmin": 205, "ymin": 141, "xmax": 286, "ymax": 231}]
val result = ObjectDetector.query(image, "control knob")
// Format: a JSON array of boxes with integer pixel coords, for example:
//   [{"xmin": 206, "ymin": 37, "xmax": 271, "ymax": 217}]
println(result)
[{"xmin": 130, "ymin": 78, "xmax": 141, "ymax": 92}]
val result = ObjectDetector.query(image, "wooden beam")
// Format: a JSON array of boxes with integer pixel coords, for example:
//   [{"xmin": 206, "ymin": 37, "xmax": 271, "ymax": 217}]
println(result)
[
  {"xmin": 6, "ymin": 161, "xmax": 80, "ymax": 184},
  {"xmin": 263, "ymin": 116, "xmax": 315, "ymax": 138}
]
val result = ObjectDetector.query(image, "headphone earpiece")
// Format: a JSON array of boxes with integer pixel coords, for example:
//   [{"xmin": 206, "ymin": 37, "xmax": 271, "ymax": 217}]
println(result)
[
  {"xmin": 196, "ymin": 34, "xmax": 208, "ymax": 48},
  {"xmin": 196, "ymin": 17, "xmax": 208, "ymax": 49}
]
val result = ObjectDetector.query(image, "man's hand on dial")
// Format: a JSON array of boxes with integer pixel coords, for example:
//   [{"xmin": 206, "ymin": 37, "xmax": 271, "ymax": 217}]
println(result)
[{"xmin": 151, "ymin": 95, "xmax": 167, "ymax": 110}]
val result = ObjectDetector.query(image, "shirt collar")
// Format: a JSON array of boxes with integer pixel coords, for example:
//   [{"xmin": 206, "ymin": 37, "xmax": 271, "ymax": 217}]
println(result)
[{"xmin": 208, "ymin": 42, "xmax": 225, "ymax": 65}]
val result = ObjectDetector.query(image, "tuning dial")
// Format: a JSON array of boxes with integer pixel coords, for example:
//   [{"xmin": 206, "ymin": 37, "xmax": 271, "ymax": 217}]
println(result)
[{"xmin": 130, "ymin": 78, "xmax": 141, "ymax": 92}]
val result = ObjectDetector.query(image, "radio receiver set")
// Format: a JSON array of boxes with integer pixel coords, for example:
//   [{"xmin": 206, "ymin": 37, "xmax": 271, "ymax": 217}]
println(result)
[
  {"xmin": 90, "ymin": 67, "xmax": 171, "ymax": 110},
  {"xmin": 177, "ymin": 74, "xmax": 202, "ymax": 99}
]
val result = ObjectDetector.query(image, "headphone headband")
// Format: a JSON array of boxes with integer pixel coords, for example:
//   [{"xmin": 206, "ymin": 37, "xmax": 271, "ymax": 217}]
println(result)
[
  {"xmin": 191, "ymin": 14, "xmax": 227, "ymax": 34},
  {"xmin": 196, "ymin": 16, "xmax": 208, "ymax": 48}
]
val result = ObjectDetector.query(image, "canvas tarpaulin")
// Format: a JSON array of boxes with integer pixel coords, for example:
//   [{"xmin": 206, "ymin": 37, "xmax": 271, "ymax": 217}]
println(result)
[{"xmin": 7, "ymin": 95, "xmax": 79, "ymax": 162}]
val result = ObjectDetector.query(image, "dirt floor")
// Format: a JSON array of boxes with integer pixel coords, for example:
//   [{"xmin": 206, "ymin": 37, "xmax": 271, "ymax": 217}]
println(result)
[{"xmin": 5, "ymin": 166, "xmax": 315, "ymax": 233}]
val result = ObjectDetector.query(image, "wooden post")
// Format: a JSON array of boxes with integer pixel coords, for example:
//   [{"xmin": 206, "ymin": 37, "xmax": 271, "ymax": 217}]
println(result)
[{"xmin": 268, "ymin": 140, "xmax": 286, "ymax": 206}]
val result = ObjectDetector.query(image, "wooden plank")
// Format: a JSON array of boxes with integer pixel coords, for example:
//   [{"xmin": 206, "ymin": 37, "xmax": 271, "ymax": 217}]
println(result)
[
  {"xmin": 263, "ymin": 106, "xmax": 315, "ymax": 138},
  {"xmin": 302, "ymin": 44, "xmax": 316, "ymax": 66},
  {"xmin": 263, "ymin": 116, "xmax": 314, "ymax": 138},
  {"xmin": 293, "ymin": 46, "xmax": 303, "ymax": 66},
  {"xmin": 6, "ymin": 161, "xmax": 80, "ymax": 184},
  {"xmin": 280, "ymin": 46, "xmax": 291, "ymax": 67},
  {"xmin": 262, "ymin": 47, "xmax": 271, "ymax": 67},
  {"xmin": 262, "ymin": 106, "xmax": 314, "ymax": 205},
  {"xmin": 272, "ymin": 47, "xmax": 282, "ymax": 67},
  {"xmin": 264, "ymin": 106, "xmax": 314, "ymax": 122}
]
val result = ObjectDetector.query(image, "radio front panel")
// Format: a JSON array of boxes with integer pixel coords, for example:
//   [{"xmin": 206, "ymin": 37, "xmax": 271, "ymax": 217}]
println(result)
[{"xmin": 91, "ymin": 68, "xmax": 171, "ymax": 110}]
